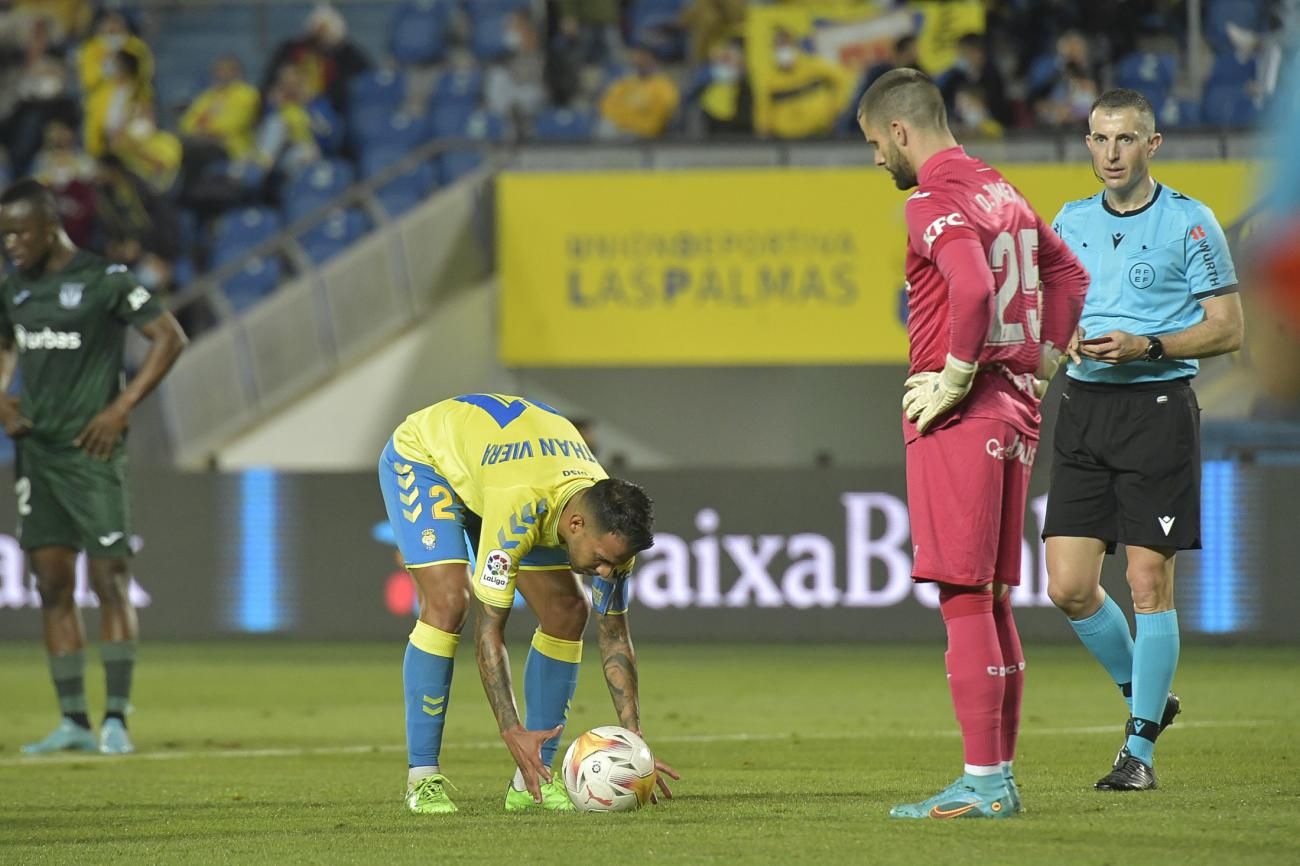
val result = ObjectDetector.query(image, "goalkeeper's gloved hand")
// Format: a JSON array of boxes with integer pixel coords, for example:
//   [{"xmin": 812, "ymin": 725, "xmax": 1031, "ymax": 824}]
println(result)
[
  {"xmin": 902, "ymin": 354, "xmax": 978, "ymax": 434},
  {"xmin": 1033, "ymin": 341, "xmax": 1064, "ymax": 400}
]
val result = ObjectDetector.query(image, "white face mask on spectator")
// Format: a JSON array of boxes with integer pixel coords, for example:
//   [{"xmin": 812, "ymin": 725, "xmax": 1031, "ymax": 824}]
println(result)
[
  {"xmin": 128, "ymin": 116, "xmax": 155, "ymax": 139},
  {"xmin": 774, "ymin": 46, "xmax": 798, "ymax": 68},
  {"xmin": 711, "ymin": 63, "xmax": 739, "ymax": 84},
  {"xmin": 103, "ymin": 34, "xmax": 126, "ymax": 50},
  {"xmin": 503, "ymin": 28, "xmax": 523, "ymax": 51}
]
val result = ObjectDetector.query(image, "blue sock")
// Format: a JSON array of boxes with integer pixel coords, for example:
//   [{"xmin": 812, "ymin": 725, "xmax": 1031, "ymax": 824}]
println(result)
[
  {"xmin": 1127, "ymin": 610, "xmax": 1180, "ymax": 766},
  {"xmin": 1069, "ymin": 594, "xmax": 1135, "ymax": 713},
  {"xmin": 404, "ymin": 621, "xmax": 458, "ymax": 769},
  {"xmin": 524, "ymin": 629, "xmax": 582, "ymax": 769}
]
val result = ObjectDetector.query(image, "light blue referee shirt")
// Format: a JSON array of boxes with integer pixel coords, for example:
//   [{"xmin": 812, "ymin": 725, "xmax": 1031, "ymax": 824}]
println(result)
[{"xmin": 1052, "ymin": 182, "xmax": 1238, "ymax": 384}]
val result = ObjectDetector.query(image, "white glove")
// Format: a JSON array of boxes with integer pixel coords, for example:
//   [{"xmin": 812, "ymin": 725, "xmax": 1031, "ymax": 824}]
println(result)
[
  {"xmin": 902, "ymin": 354, "xmax": 978, "ymax": 434},
  {"xmin": 1033, "ymin": 342, "xmax": 1064, "ymax": 400}
]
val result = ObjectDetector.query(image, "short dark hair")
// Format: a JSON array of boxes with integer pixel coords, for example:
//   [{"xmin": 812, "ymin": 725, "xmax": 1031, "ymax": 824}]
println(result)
[
  {"xmin": 957, "ymin": 32, "xmax": 984, "ymax": 51},
  {"xmin": 857, "ymin": 67, "xmax": 947, "ymax": 131},
  {"xmin": 1090, "ymin": 88, "xmax": 1157, "ymax": 134},
  {"xmin": 585, "ymin": 478, "xmax": 654, "ymax": 553},
  {"xmin": 0, "ymin": 178, "xmax": 58, "ymax": 219}
]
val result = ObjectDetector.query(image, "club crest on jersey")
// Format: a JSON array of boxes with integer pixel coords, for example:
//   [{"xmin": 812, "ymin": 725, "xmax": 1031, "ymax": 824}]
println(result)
[
  {"xmin": 421, "ymin": 528, "xmax": 437, "ymax": 550},
  {"xmin": 58, "ymin": 283, "xmax": 84, "ymax": 308},
  {"xmin": 922, "ymin": 213, "xmax": 966, "ymax": 249}
]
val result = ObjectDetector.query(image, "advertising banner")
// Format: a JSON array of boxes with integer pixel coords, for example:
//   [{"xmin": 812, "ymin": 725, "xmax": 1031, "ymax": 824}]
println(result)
[
  {"xmin": 497, "ymin": 163, "xmax": 1252, "ymax": 367},
  {"xmin": 0, "ymin": 463, "xmax": 1291, "ymax": 643}
]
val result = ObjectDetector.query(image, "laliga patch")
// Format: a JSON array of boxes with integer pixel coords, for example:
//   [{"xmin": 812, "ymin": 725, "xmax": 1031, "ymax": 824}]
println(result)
[
  {"xmin": 480, "ymin": 549, "xmax": 512, "ymax": 590},
  {"xmin": 421, "ymin": 528, "xmax": 437, "ymax": 550}
]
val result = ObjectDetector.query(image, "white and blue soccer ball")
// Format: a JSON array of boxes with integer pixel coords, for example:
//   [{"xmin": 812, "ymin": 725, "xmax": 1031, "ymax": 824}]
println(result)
[{"xmin": 562, "ymin": 725, "xmax": 657, "ymax": 812}]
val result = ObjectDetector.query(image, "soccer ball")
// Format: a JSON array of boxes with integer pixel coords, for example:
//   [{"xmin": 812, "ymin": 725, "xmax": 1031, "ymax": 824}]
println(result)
[{"xmin": 561, "ymin": 726, "xmax": 657, "ymax": 812}]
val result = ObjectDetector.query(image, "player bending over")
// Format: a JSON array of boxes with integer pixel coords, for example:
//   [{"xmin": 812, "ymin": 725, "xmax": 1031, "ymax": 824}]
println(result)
[
  {"xmin": 857, "ymin": 69, "xmax": 1089, "ymax": 819},
  {"xmin": 377, "ymin": 394, "xmax": 679, "ymax": 813}
]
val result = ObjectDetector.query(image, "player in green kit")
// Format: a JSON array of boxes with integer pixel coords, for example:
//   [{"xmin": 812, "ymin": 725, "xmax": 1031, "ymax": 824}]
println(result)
[{"xmin": 0, "ymin": 179, "xmax": 186, "ymax": 755}]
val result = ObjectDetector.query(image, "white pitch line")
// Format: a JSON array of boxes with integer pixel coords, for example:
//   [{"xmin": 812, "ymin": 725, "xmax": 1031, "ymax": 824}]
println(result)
[{"xmin": 0, "ymin": 720, "xmax": 1275, "ymax": 769}]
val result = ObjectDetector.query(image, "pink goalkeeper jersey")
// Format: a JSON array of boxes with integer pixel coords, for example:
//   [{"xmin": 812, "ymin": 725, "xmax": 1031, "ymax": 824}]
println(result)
[{"xmin": 901, "ymin": 146, "xmax": 1086, "ymax": 440}]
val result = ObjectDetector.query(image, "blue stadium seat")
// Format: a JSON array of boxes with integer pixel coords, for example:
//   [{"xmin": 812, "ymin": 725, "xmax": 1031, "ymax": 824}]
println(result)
[
  {"xmin": 1161, "ymin": 97, "xmax": 1203, "ymax": 129},
  {"xmin": 213, "ymin": 207, "xmax": 282, "ymax": 261},
  {"xmin": 432, "ymin": 68, "xmax": 485, "ymax": 111},
  {"xmin": 283, "ymin": 159, "xmax": 356, "ymax": 223},
  {"xmin": 376, "ymin": 162, "xmax": 438, "ymax": 217},
  {"xmin": 221, "ymin": 256, "xmax": 282, "ymax": 312},
  {"xmin": 1206, "ymin": 0, "xmax": 1268, "ymax": 53},
  {"xmin": 436, "ymin": 111, "xmax": 505, "ymax": 184},
  {"xmin": 1115, "ymin": 52, "xmax": 1177, "ymax": 112},
  {"xmin": 348, "ymin": 68, "xmax": 407, "ymax": 112},
  {"xmin": 1206, "ymin": 51, "xmax": 1256, "ymax": 88},
  {"xmin": 470, "ymin": 12, "xmax": 511, "ymax": 63},
  {"xmin": 532, "ymin": 108, "xmax": 595, "ymax": 141},
  {"xmin": 353, "ymin": 109, "xmax": 430, "ymax": 152},
  {"xmin": 1202, "ymin": 84, "xmax": 1259, "ymax": 127},
  {"xmin": 631, "ymin": 0, "xmax": 687, "ymax": 60},
  {"xmin": 297, "ymin": 209, "xmax": 371, "ymax": 265},
  {"xmin": 389, "ymin": 0, "xmax": 452, "ymax": 65}
]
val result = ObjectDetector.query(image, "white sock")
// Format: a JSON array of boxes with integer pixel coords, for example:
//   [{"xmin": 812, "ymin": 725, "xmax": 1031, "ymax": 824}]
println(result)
[
  {"xmin": 512, "ymin": 768, "xmax": 527, "ymax": 791},
  {"xmin": 1001, "ymin": 760, "xmax": 1014, "ymax": 776},
  {"xmin": 964, "ymin": 763, "xmax": 1002, "ymax": 777},
  {"xmin": 408, "ymin": 765, "xmax": 439, "ymax": 786}
]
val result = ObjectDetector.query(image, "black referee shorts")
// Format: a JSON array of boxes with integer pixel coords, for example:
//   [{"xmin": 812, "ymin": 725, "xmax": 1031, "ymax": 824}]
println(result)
[{"xmin": 1042, "ymin": 377, "xmax": 1201, "ymax": 553}]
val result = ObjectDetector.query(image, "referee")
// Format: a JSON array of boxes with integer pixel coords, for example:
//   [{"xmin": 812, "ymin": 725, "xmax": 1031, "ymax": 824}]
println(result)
[{"xmin": 1041, "ymin": 89, "xmax": 1244, "ymax": 791}]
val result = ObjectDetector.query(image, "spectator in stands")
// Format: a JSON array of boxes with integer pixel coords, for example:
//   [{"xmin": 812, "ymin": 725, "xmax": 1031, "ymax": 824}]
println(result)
[
  {"xmin": 699, "ymin": 38, "xmax": 752, "ymax": 136},
  {"xmin": 1027, "ymin": 29, "xmax": 1101, "ymax": 122},
  {"xmin": 11, "ymin": 0, "xmax": 92, "ymax": 48},
  {"xmin": 78, "ymin": 9, "xmax": 152, "ymax": 105},
  {"xmin": 681, "ymin": 0, "xmax": 747, "ymax": 64},
  {"xmin": 109, "ymin": 104, "xmax": 183, "ymax": 196},
  {"xmin": 180, "ymin": 56, "xmax": 261, "ymax": 163},
  {"xmin": 95, "ymin": 152, "xmax": 181, "ymax": 289},
  {"xmin": 597, "ymin": 45, "xmax": 680, "ymax": 140},
  {"xmin": 0, "ymin": 24, "xmax": 78, "ymax": 178},
  {"xmin": 545, "ymin": 13, "xmax": 584, "ymax": 107},
  {"xmin": 842, "ymin": 35, "xmax": 923, "ymax": 134},
  {"xmin": 486, "ymin": 10, "xmax": 547, "ymax": 133},
  {"xmin": 951, "ymin": 83, "xmax": 1004, "ymax": 139},
  {"xmin": 263, "ymin": 3, "xmax": 371, "ymax": 118},
  {"xmin": 31, "ymin": 119, "xmax": 97, "ymax": 247},
  {"xmin": 755, "ymin": 27, "xmax": 852, "ymax": 140},
  {"xmin": 84, "ymin": 50, "xmax": 150, "ymax": 158},
  {"xmin": 250, "ymin": 65, "xmax": 322, "ymax": 182},
  {"xmin": 935, "ymin": 33, "xmax": 1012, "ymax": 130},
  {"xmin": 557, "ymin": 0, "xmax": 623, "ymax": 65}
]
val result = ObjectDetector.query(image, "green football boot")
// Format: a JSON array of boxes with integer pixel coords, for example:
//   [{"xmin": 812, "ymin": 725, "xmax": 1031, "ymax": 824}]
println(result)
[
  {"xmin": 504, "ymin": 777, "xmax": 575, "ymax": 812},
  {"xmin": 405, "ymin": 774, "xmax": 458, "ymax": 814}
]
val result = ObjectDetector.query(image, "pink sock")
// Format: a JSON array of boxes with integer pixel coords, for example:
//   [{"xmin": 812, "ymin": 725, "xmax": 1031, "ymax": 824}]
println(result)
[
  {"xmin": 993, "ymin": 591, "xmax": 1025, "ymax": 765},
  {"xmin": 939, "ymin": 586, "xmax": 1005, "ymax": 768}
]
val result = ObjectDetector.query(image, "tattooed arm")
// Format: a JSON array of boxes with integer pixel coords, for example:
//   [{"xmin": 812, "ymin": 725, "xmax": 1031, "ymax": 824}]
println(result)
[
  {"xmin": 597, "ymin": 609, "xmax": 641, "ymax": 731},
  {"xmin": 596, "ymin": 609, "xmax": 681, "ymax": 800},
  {"xmin": 474, "ymin": 598, "xmax": 559, "ymax": 802}
]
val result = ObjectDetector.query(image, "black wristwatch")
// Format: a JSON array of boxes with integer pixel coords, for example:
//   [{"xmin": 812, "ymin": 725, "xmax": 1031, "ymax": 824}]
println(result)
[{"xmin": 1144, "ymin": 335, "xmax": 1165, "ymax": 361}]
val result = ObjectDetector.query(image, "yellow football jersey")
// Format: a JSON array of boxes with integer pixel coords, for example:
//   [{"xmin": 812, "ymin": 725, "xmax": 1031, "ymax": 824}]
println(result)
[{"xmin": 391, "ymin": 394, "xmax": 605, "ymax": 606}]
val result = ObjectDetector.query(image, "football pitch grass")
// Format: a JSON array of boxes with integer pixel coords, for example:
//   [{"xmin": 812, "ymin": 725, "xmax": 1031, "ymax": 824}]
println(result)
[{"xmin": 1, "ymin": 642, "xmax": 1297, "ymax": 866}]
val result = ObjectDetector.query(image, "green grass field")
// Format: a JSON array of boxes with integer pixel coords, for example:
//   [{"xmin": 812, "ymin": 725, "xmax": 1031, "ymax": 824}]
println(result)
[{"xmin": 1, "ymin": 642, "xmax": 1298, "ymax": 865}]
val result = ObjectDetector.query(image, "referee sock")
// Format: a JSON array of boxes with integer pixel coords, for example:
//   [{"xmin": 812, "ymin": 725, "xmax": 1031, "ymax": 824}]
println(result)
[
  {"xmin": 404, "ymin": 621, "xmax": 458, "ymax": 770},
  {"xmin": 1069, "ymin": 594, "xmax": 1135, "ymax": 713},
  {"xmin": 523, "ymin": 629, "xmax": 581, "ymax": 773},
  {"xmin": 992, "ymin": 592, "xmax": 1025, "ymax": 764},
  {"xmin": 939, "ymin": 587, "xmax": 1004, "ymax": 769},
  {"xmin": 49, "ymin": 651, "xmax": 90, "ymax": 730},
  {"xmin": 1127, "ymin": 610, "xmax": 1180, "ymax": 766}
]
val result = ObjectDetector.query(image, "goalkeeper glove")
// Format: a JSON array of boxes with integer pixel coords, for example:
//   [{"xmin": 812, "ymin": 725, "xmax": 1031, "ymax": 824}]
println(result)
[
  {"xmin": 902, "ymin": 354, "xmax": 978, "ymax": 434},
  {"xmin": 1033, "ymin": 342, "xmax": 1064, "ymax": 400}
]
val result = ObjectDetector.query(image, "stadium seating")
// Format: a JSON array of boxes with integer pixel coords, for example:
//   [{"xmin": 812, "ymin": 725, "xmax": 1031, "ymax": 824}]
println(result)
[
  {"xmin": 1205, "ymin": 0, "xmax": 1269, "ymax": 54},
  {"xmin": 532, "ymin": 108, "xmax": 596, "ymax": 142},
  {"xmin": 283, "ymin": 159, "xmax": 356, "ymax": 223},
  {"xmin": 218, "ymin": 254, "xmax": 282, "ymax": 312},
  {"xmin": 389, "ymin": 0, "xmax": 452, "ymax": 65},
  {"xmin": 297, "ymin": 208, "xmax": 371, "ymax": 264},
  {"xmin": 213, "ymin": 207, "xmax": 282, "ymax": 262},
  {"xmin": 375, "ymin": 161, "xmax": 439, "ymax": 217},
  {"xmin": 630, "ymin": 0, "xmax": 687, "ymax": 60},
  {"xmin": 1115, "ymin": 52, "xmax": 1178, "ymax": 114},
  {"xmin": 434, "ymin": 110, "xmax": 505, "ymax": 184}
]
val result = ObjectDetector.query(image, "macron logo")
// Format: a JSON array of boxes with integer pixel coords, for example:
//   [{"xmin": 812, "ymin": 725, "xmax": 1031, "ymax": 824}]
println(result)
[
  {"xmin": 922, "ymin": 212, "xmax": 966, "ymax": 249},
  {"xmin": 1158, "ymin": 516, "xmax": 1176, "ymax": 536}
]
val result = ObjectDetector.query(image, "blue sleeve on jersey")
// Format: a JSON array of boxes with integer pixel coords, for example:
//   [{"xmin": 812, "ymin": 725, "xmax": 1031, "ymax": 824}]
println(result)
[
  {"xmin": 590, "ymin": 574, "xmax": 630, "ymax": 615},
  {"xmin": 1184, "ymin": 205, "xmax": 1238, "ymax": 299}
]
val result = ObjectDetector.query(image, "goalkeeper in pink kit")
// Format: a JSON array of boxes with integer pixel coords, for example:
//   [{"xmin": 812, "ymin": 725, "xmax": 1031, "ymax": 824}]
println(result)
[{"xmin": 856, "ymin": 69, "xmax": 1090, "ymax": 819}]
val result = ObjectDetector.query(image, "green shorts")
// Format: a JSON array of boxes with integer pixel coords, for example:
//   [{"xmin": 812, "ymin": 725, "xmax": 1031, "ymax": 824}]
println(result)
[{"xmin": 14, "ymin": 438, "xmax": 133, "ymax": 557}]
